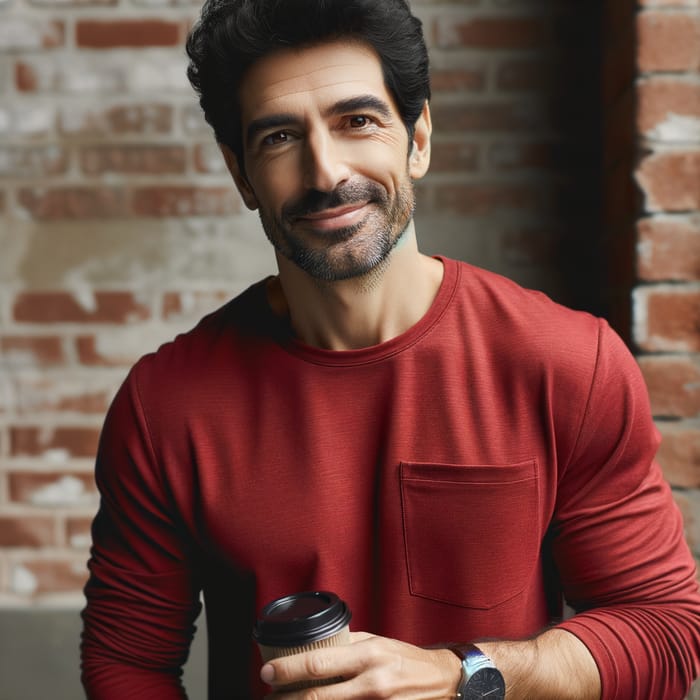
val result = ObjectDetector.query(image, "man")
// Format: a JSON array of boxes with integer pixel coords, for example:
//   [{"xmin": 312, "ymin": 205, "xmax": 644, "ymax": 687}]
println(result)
[{"xmin": 80, "ymin": 0, "xmax": 700, "ymax": 698}]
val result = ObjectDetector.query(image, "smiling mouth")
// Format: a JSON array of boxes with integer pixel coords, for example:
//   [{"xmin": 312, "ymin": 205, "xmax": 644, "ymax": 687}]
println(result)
[{"xmin": 295, "ymin": 203, "xmax": 370, "ymax": 231}]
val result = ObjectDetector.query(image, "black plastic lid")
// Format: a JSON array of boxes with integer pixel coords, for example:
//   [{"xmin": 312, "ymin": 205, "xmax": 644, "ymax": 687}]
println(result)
[{"xmin": 253, "ymin": 591, "xmax": 352, "ymax": 647}]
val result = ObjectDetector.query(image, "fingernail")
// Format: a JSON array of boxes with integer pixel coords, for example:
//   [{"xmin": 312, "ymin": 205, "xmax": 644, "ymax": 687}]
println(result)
[{"xmin": 260, "ymin": 663, "xmax": 275, "ymax": 684}]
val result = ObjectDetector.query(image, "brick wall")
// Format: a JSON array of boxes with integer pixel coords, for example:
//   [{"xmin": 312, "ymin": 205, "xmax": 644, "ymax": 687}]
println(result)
[
  {"xmin": 633, "ymin": 0, "xmax": 700, "ymax": 569},
  {"xmin": 0, "ymin": 0, "xmax": 692, "ymax": 644}
]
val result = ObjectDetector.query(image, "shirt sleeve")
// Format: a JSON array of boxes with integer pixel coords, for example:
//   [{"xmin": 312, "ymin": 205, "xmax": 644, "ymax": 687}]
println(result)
[
  {"xmin": 553, "ymin": 319, "xmax": 700, "ymax": 699},
  {"xmin": 81, "ymin": 360, "xmax": 202, "ymax": 699}
]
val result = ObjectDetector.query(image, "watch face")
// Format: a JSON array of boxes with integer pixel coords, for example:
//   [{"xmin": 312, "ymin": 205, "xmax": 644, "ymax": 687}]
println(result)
[{"xmin": 464, "ymin": 667, "xmax": 506, "ymax": 699}]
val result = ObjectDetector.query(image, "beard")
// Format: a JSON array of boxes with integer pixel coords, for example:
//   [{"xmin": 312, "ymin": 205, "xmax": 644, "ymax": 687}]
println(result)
[{"xmin": 258, "ymin": 174, "xmax": 416, "ymax": 282}]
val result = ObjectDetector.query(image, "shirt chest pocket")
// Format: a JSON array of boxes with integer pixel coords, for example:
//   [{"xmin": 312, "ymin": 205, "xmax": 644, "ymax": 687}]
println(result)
[{"xmin": 399, "ymin": 460, "xmax": 541, "ymax": 610}]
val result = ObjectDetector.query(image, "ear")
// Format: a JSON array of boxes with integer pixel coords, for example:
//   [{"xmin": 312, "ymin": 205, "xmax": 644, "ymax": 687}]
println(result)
[
  {"xmin": 408, "ymin": 101, "xmax": 432, "ymax": 180},
  {"xmin": 219, "ymin": 143, "xmax": 259, "ymax": 210}
]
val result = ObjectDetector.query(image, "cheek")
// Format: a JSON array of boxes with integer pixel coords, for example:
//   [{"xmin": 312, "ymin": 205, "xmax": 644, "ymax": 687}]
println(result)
[{"xmin": 250, "ymin": 157, "xmax": 303, "ymax": 207}]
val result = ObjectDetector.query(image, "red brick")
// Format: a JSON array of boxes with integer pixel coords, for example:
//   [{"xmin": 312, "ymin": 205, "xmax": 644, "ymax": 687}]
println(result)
[
  {"xmin": 639, "ymin": 355, "xmax": 700, "ymax": 418},
  {"xmin": 495, "ymin": 59, "xmax": 554, "ymax": 92},
  {"xmin": 430, "ymin": 67, "xmax": 486, "ymax": 93},
  {"xmin": 80, "ymin": 145, "xmax": 186, "ymax": 175},
  {"xmin": 0, "ymin": 19, "xmax": 64, "ymax": 51},
  {"xmin": 193, "ymin": 143, "xmax": 228, "ymax": 175},
  {"xmin": 30, "ymin": 0, "xmax": 116, "ymax": 5},
  {"xmin": 75, "ymin": 335, "xmax": 134, "ymax": 367},
  {"xmin": 66, "ymin": 516, "xmax": 93, "ymax": 549},
  {"xmin": 0, "ymin": 336, "xmax": 65, "ymax": 366},
  {"xmin": 15, "ymin": 62, "xmax": 37, "ymax": 92},
  {"xmin": 162, "ymin": 290, "xmax": 231, "ymax": 320},
  {"xmin": 637, "ymin": 216, "xmax": 700, "ymax": 281},
  {"xmin": 13, "ymin": 291, "xmax": 150, "ymax": 324},
  {"xmin": 10, "ymin": 558, "xmax": 88, "ymax": 596},
  {"xmin": 9, "ymin": 472, "xmax": 97, "ymax": 506},
  {"xmin": 635, "ymin": 151, "xmax": 700, "ymax": 212},
  {"xmin": 488, "ymin": 141, "xmax": 566, "ymax": 171},
  {"xmin": 18, "ymin": 187, "xmax": 129, "ymax": 220},
  {"xmin": 433, "ymin": 183, "xmax": 547, "ymax": 216},
  {"xmin": 434, "ymin": 16, "xmax": 556, "ymax": 50},
  {"xmin": 0, "ymin": 516, "xmax": 55, "ymax": 548},
  {"xmin": 59, "ymin": 103, "xmax": 173, "ymax": 136},
  {"xmin": 635, "ymin": 286, "xmax": 700, "ymax": 352},
  {"xmin": 657, "ymin": 421, "xmax": 700, "ymax": 488},
  {"xmin": 501, "ymin": 225, "xmax": 560, "ymax": 267},
  {"xmin": 75, "ymin": 19, "xmax": 182, "ymax": 49},
  {"xmin": 10, "ymin": 426, "xmax": 100, "ymax": 459},
  {"xmin": 637, "ymin": 11, "xmax": 700, "ymax": 72},
  {"xmin": 637, "ymin": 77, "xmax": 700, "ymax": 138},
  {"xmin": 641, "ymin": 0, "xmax": 700, "ymax": 5},
  {"xmin": 131, "ymin": 186, "xmax": 240, "ymax": 217},
  {"xmin": 12, "ymin": 375, "xmax": 113, "ymax": 415},
  {"xmin": 430, "ymin": 100, "xmax": 552, "ymax": 133},
  {"xmin": 429, "ymin": 141, "xmax": 479, "ymax": 172},
  {"xmin": 674, "ymin": 490, "xmax": 700, "ymax": 555},
  {"xmin": 0, "ymin": 146, "xmax": 68, "ymax": 178}
]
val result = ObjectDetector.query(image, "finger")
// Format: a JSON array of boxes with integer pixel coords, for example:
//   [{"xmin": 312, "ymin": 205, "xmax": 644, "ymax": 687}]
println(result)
[
  {"xmin": 262, "ymin": 645, "xmax": 365, "ymax": 689},
  {"xmin": 348, "ymin": 631, "xmax": 374, "ymax": 643}
]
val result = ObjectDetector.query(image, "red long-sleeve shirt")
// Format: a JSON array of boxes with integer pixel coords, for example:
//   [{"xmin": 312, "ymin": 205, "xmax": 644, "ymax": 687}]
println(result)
[{"xmin": 81, "ymin": 257, "xmax": 700, "ymax": 698}]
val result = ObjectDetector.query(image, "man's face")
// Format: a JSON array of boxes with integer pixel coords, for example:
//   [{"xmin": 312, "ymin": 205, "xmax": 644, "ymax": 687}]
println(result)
[{"xmin": 230, "ymin": 41, "xmax": 429, "ymax": 282}]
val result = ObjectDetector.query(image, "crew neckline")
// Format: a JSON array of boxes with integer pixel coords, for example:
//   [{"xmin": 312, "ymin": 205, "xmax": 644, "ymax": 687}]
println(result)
[{"xmin": 264, "ymin": 256, "xmax": 459, "ymax": 367}]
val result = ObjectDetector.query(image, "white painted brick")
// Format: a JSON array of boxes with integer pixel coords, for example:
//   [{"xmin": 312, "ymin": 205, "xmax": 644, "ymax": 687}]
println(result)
[
  {"xmin": 0, "ymin": 104, "xmax": 55, "ymax": 138},
  {"xmin": 0, "ymin": 18, "xmax": 62, "ymax": 52},
  {"xmin": 18, "ymin": 52, "xmax": 190, "ymax": 94}
]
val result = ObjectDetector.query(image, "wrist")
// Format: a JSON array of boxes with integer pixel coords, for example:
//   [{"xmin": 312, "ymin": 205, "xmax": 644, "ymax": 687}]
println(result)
[{"xmin": 448, "ymin": 643, "xmax": 506, "ymax": 700}]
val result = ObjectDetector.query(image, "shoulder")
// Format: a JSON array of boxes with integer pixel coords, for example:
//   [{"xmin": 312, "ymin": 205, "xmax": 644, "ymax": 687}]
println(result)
[
  {"xmin": 448, "ymin": 259, "xmax": 604, "ymax": 368},
  {"xmin": 125, "ymin": 278, "xmax": 273, "ymax": 405}
]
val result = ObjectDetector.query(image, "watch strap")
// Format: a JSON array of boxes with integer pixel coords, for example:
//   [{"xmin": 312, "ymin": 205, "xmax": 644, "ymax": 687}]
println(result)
[{"xmin": 449, "ymin": 643, "xmax": 505, "ymax": 699}]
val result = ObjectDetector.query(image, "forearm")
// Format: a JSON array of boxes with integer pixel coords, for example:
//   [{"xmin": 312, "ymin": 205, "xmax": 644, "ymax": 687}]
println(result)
[{"xmin": 478, "ymin": 629, "xmax": 601, "ymax": 700}]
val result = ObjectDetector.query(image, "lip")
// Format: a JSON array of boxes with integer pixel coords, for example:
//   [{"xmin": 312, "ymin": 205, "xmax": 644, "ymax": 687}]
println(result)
[{"xmin": 296, "ymin": 203, "xmax": 370, "ymax": 231}]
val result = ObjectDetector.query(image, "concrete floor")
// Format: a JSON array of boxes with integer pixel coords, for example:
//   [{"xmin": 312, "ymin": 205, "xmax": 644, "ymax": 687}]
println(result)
[{"xmin": 0, "ymin": 608, "xmax": 207, "ymax": 700}]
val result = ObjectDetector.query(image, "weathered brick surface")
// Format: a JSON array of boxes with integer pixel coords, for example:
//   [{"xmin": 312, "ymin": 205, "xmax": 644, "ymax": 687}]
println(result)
[
  {"xmin": 10, "ymin": 426, "xmax": 101, "ymax": 459},
  {"xmin": 634, "ymin": 285, "xmax": 700, "ymax": 352},
  {"xmin": 0, "ymin": 4, "xmax": 695, "ymax": 672},
  {"xmin": 632, "ymin": 6, "xmax": 700, "ymax": 667},
  {"xmin": 8, "ymin": 472, "xmax": 98, "ymax": 507},
  {"xmin": 0, "ymin": 515, "xmax": 56, "ymax": 548},
  {"xmin": 637, "ymin": 10, "xmax": 700, "ymax": 72},
  {"xmin": 658, "ymin": 421, "xmax": 700, "ymax": 488},
  {"xmin": 639, "ymin": 355, "xmax": 700, "ymax": 418},
  {"xmin": 0, "ymin": 19, "xmax": 64, "ymax": 52},
  {"xmin": 79, "ymin": 145, "xmax": 187, "ymax": 176},
  {"xmin": 636, "ymin": 150, "xmax": 700, "ymax": 212},
  {"xmin": 75, "ymin": 19, "xmax": 183, "ymax": 48},
  {"xmin": 13, "ymin": 291, "xmax": 150, "ymax": 324},
  {"xmin": 637, "ymin": 216, "xmax": 700, "ymax": 281},
  {"xmin": 637, "ymin": 77, "xmax": 700, "ymax": 139},
  {"xmin": 0, "ymin": 336, "xmax": 66, "ymax": 367}
]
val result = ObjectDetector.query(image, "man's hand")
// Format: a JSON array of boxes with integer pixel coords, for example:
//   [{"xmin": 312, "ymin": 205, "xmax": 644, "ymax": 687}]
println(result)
[
  {"xmin": 261, "ymin": 631, "xmax": 462, "ymax": 699},
  {"xmin": 261, "ymin": 628, "xmax": 601, "ymax": 699}
]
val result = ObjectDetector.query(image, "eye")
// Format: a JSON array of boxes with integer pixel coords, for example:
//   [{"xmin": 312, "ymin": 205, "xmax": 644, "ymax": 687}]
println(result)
[
  {"xmin": 262, "ymin": 131, "xmax": 291, "ymax": 146},
  {"xmin": 348, "ymin": 115, "xmax": 373, "ymax": 128}
]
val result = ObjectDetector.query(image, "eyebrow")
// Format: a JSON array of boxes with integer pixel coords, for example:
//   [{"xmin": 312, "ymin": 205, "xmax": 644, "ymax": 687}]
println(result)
[{"xmin": 245, "ymin": 94, "xmax": 394, "ymax": 146}]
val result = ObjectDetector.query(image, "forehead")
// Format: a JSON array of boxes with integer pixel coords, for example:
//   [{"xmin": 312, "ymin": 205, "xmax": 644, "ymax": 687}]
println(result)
[{"xmin": 238, "ymin": 40, "xmax": 393, "ymax": 123}]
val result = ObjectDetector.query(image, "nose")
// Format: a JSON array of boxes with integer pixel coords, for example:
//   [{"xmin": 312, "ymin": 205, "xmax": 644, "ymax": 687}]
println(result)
[{"xmin": 302, "ymin": 129, "xmax": 351, "ymax": 193}]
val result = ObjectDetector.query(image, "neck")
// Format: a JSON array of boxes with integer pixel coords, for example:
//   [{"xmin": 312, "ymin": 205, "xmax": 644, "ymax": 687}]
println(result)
[{"xmin": 268, "ymin": 224, "xmax": 444, "ymax": 350}]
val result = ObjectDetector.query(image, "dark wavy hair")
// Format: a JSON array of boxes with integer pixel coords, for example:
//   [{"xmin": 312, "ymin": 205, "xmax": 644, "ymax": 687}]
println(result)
[{"xmin": 186, "ymin": 0, "xmax": 431, "ymax": 167}]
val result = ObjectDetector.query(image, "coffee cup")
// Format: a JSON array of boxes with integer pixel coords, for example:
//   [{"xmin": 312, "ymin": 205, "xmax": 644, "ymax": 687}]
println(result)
[{"xmin": 253, "ymin": 590, "xmax": 352, "ymax": 690}]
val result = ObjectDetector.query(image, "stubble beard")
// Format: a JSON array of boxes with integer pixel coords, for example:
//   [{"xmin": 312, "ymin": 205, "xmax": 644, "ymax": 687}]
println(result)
[{"xmin": 258, "ymin": 175, "xmax": 416, "ymax": 283}]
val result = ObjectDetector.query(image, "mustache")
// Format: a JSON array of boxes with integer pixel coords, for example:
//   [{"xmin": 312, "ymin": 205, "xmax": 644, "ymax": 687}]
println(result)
[{"xmin": 283, "ymin": 181, "xmax": 386, "ymax": 220}]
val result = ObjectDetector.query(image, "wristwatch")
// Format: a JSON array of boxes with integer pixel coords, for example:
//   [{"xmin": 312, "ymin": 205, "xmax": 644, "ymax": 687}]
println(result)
[{"xmin": 449, "ymin": 643, "xmax": 506, "ymax": 699}]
